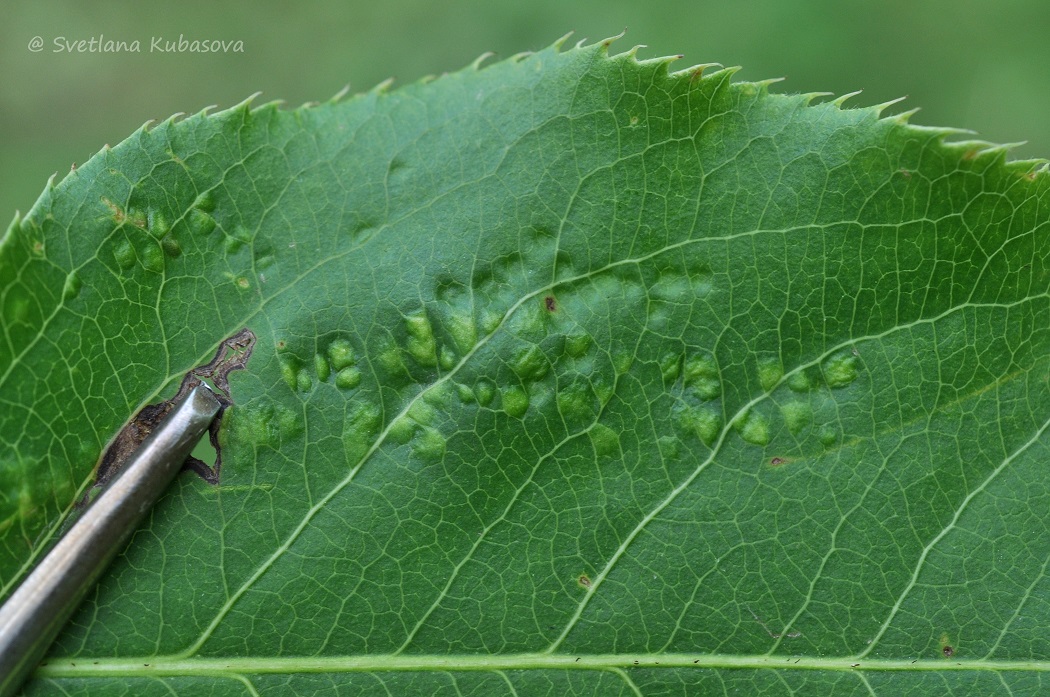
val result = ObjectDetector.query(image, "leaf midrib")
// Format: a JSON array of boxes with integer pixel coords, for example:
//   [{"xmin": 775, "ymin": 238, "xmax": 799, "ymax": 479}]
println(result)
[{"xmin": 35, "ymin": 653, "xmax": 1050, "ymax": 678}]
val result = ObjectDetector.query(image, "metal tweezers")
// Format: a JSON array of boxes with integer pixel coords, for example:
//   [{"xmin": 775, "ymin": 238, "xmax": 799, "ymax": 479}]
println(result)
[{"xmin": 0, "ymin": 386, "xmax": 221, "ymax": 696}]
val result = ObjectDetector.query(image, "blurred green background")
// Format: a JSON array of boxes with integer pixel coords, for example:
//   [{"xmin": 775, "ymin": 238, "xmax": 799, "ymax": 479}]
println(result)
[{"xmin": 2, "ymin": 0, "xmax": 1048, "ymax": 225}]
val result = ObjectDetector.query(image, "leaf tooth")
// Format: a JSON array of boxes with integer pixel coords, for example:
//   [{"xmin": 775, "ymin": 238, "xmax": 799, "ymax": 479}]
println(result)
[
  {"xmin": 944, "ymin": 138, "xmax": 1018, "ymax": 153},
  {"xmin": 941, "ymin": 139, "xmax": 1028, "ymax": 165},
  {"xmin": 976, "ymin": 142, "xmax": 1028, "ymax": 163},
  {"xmin": 372, "ymin": 77, "xmax": 395, "ymax": 94},
  {"xmin": 622, "ymin": 44, "xmax": 648, "ymax": 60},
  {"xmin": 255, "ymin": 99, "xmax": 287, "ymax": 117},
  {"xmin": 637, "ymin": 53, "xmax": 685, "ymax": 72},
  {"xmin": 327, "ymin": 84, "xmax": 351, "ymax": 103},
  {"xmin": 871, "ymin": 95, "xmax": 907, "ymax": 116},
  {"xmin": 903, "ymin": 123, "xmax": 976, "ymax": 139},
  {"xmin": 509, "ymin": 51, "xmax": 533, "ymax": 63},
  {"xmin": 237, "ymin": 91, "xmax": 264, "ymax": 111},
  {"xmin": 939, "ymin": 138, "xmax": 993, "ymax": 151},
  {"xmin": 703, "ymin": 65, "xmax": 743, "ymax": 84},
  {"xmin": 210, "ymin": 91, "xmax": 263, "ymax": 121},
  {"xmin": 753, "ymin": 76, "xmax": 786, "ymax": 92},
  {"xmin": 670, "ymin": 62, "xmax": 722, "ymax": 80},
  {"xmin": 470, "ymin": 51, "xmax": 496, "ymax": 70},
  {"xmin": 799, "ymin": 91, "xmax": 834, "ymax": 105},
  {"xmin": 990, "ymin": 141, "xmax": 1028, "ymax": 153},
  {"xmin": 551, "ymin": 30, "xmax": 575, "ymax": 52},
  {"xmin": 191, "ymin": 104, "xmax": 215, "ymax": 120},
  {"xmin": 1005, "ymin": 158, "xmax": 1050, "ymax": 177},
  {"xmin": 888, "ymin": 107, "xmax": 921, "ymax": 124},
  {"xmin": 830, "ymin": 90, "xmax": 864, "ymax": 108},
  {"xmin": 597, "ymin": 29, "xmax": 626, "ymax": 52}
]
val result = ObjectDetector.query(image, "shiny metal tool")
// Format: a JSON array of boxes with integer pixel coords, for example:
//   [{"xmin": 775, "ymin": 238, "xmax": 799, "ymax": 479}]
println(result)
[{"xmin": 0, "ymin": 385, "xmax": 221, "ymax": 696}]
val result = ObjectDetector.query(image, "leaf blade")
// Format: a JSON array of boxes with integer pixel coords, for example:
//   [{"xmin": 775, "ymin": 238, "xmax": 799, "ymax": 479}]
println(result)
[{"xmin": 3, "ymin": 36, "xmax": 1050, "ymax": 695}]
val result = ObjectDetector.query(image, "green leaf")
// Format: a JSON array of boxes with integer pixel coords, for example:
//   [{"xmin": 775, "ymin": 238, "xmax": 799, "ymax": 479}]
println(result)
[{"xmin": 3, "ymin": 35, "xmax": 1050, "ymax": 695}]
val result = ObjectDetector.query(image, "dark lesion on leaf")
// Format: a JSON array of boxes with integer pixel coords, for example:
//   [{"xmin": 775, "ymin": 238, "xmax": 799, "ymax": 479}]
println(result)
[{"xmin": 91, "ymin": 328, "xmax": 256, "ymax": 498}]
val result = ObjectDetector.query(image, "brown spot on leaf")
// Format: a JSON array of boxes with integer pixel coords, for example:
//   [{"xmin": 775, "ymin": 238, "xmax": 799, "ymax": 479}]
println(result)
[
  {"xmin": 578, "ymin": 574, "xmax": 592, "ymax": 588},
  {"xmin": 545, "ymin": 295, "xmax": 557, "ymax": 312},
  {"xmin": 770, "ymin": 457, "xmax": 788, "ymax": 467},
  {"xmin": 942, "ymin": 645, "xmax": 954, "ymax": 658},
  {"xmin": 101, "ymin": 197, "xmax": 126, "ymax": 224}
]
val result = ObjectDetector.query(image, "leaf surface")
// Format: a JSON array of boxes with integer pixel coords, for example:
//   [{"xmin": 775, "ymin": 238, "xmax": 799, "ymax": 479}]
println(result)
[{"xmin": 2, "ymin": 36, "xmax": 1050, "ymax": 695}]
